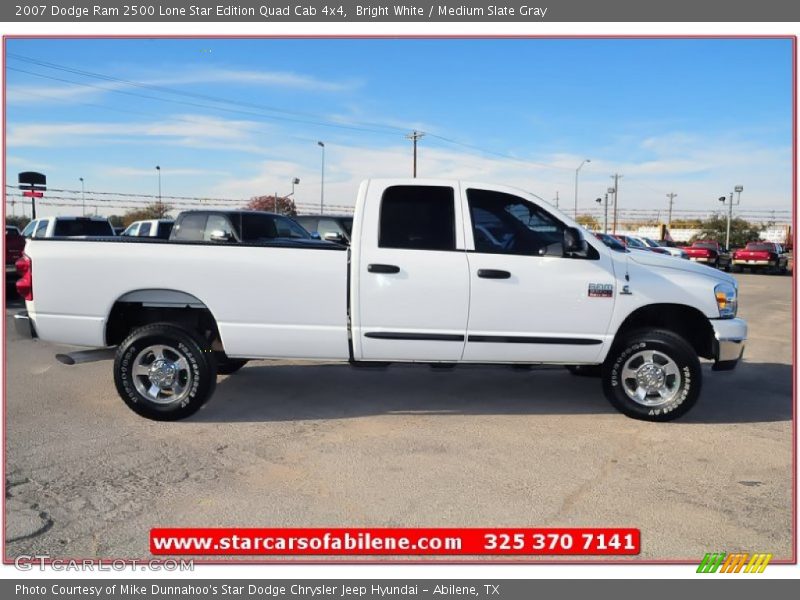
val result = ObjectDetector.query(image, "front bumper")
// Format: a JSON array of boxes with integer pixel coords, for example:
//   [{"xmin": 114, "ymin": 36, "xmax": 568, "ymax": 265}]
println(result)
[
  {"xmin": 711, "ymin": 317, "xmax": 746, "ymax": 371},
  {"xmin": 13, "ymin": 310, "xmax": 37, "ymax": 340}
]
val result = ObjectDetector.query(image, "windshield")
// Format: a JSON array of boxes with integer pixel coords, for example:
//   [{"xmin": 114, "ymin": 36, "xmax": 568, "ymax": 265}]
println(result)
[
  {"xmin": 53, "ymin": 220, "xmax": 113, "ymax": 237},
  {"xmin": 595, "ymin": 233, "xmax": 627, "ymax": 252},
  {"xmin": 745, "ymin": 243, "xmax": 775, "ymax": 251}
]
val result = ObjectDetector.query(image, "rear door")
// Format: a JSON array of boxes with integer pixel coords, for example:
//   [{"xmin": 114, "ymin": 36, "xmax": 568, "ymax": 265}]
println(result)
[
  {"xmin": 461, "ymin": 186, "xmax": 617, "ymax": 363},
  {"xmin": 355, "ymin": 182, "xmax": 470, "ymax": 361}
]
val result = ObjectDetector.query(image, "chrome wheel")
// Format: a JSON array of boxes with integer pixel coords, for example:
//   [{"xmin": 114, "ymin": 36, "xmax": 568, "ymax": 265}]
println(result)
[
  {"xmin": 620, "ymin": 350, "xmax": 682, "ymax": 407},
  {"xmin": 132, "ymin": 344, "xmax": 193, "ymax": 405}
]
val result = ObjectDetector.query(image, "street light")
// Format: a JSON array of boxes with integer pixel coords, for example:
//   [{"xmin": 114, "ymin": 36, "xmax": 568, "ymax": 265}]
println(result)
[
  {"xmin": 289, "ymin": 177, "xmax": 300, "ymax": 197},
  {"xmin": 719, "ymin": 185, "xmax": 743, "ymax": 250},
  {"xmin": 574, "ymin": 159, "xmax": 591, "ymax": 218},
  {"xmin": 79, "ymin": 177, "xmax": 85, "ymax": 216},
  {"xmin": 155, "ymin": 165, "xmax": 162, "ymax": 205},
  {"xmin": 317, "ymin": 141, "xmax": 325, "ymax": 214}
]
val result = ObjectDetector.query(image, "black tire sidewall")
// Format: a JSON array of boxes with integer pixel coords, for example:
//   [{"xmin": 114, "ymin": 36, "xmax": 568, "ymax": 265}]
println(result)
[
  {"xmin": 114, "ymin": 325, "xmax": 216, "ymax": 421},
  {"xmin": 603, "ymin": 331, "xmax": 701, "ymax": 421}
]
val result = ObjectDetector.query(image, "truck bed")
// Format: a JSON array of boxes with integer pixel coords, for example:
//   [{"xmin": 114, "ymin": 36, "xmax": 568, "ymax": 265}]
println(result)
[{"xmin": 24, "ymin": 237, "xmax": 350, "ymax": 360}]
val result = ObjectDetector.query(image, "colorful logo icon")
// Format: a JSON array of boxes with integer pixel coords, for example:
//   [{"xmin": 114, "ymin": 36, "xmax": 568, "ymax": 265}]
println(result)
[{"xmin": 697, "ymin": 552, "xmax": 772, "ymax": 573}]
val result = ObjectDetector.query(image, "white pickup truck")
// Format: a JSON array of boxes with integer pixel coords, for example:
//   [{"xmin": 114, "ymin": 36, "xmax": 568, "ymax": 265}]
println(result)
[{"xmin": 14, "ymin": 179, "xmax": 746, "ymax": 422}]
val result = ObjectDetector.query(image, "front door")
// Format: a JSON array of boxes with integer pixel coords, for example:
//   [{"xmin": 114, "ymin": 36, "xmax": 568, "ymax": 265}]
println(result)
[
  {"xmin": 461, "ymin": 186, "xmax": 617, "ymax": 363},
  {"xmin": 355, "ymin": 182, "xmax": 470, "ymax": 361}
]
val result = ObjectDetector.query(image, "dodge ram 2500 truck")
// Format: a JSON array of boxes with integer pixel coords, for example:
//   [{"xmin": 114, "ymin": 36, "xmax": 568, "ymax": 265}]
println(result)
[{"xmin": 14, "ymin": 179, "xmax": 747, "ymax": 422}]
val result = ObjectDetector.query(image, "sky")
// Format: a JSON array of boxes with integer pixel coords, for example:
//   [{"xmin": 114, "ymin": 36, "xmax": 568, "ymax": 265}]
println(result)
[{"xmin": 4, "ymin": 37, "xmax": 794, "ymax": 221}]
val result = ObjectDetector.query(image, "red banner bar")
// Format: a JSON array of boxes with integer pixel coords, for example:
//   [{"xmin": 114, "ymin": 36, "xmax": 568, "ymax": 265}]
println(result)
[{"xmin": 150, "ymin": 527, "xmax": 640, "ymax": 556}]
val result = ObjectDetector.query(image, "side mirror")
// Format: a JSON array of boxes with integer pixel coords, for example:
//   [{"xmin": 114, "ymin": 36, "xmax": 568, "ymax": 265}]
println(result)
[
  {"xmin": 564, "ymin": 226, "xmax": 588, "ymax": 257},
  {"xmin": 323, "ymin": 232, "xmax": 344, "ymax": 243},
  {"xmin": 209, "ymin": 230, "xmax": 232, "ymax": 243}
]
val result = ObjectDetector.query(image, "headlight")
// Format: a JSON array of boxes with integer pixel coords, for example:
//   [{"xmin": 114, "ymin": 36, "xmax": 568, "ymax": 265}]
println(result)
[{"xmin": 714, "ymin": 282, "xmax": 737, "ymax": 318}]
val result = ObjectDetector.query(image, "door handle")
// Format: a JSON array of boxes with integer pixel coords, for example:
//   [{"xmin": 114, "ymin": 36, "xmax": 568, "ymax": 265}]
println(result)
[
  {"xmin": 368, "ymin": 263, "xmax": 401, "ymax": 274},
  {"xmin": 477, "ymin": 269, "xmax": 511, "ymax": 279}
]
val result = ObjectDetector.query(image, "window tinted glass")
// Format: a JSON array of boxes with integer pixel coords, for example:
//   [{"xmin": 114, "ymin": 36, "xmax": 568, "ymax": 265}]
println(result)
[
  {"xmin": 53, "ymin": 220, "xmax": 113, "ymax": 237},
  {"xmin": 6, "ymin": 226, "xmax": 21, "ymax": 238},
  {"xmin": 172, "ymin": 213, "xmax": 207, "ymax": 241},
  {"xmin": 624, "ymin": 237, "xmax": 646, "ymax": 249},
  {"xmin": 122, "ymin": 223, "xmax": 139, "ymax": 236},
  {"xmin": 138, "ymin": 222, "xmax": 152, "ymax": 236},
  {"xmin": 379, "ymin": 186, "xmax": 455, "ymax": 251},
  {"xmin": 157, "ymin": 222, "xmax": 174, "ymax": 239},
  {"xmin": 746, "ymin": 243, "xmax": 775, "ymax": 251},
  {"xmin": 467, "ymin": 189, "xmax": 564, "ymax": 255},
  {"xmin": 240, "ymin": 214, "xmax": 278, "ymax": 241}
]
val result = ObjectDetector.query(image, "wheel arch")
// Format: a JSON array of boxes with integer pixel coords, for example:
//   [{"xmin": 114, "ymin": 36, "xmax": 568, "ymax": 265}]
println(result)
[
  {"xmin": 105, "ymin": 288, "xmax": 224, "ymax": 351},
  {"xmin": 611, "ymin": 303, "xmax": 715, "ymax": 360}
]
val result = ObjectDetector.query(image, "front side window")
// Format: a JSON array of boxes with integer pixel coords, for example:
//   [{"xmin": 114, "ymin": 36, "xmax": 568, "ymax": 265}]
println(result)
[
  {"xmin": 34, "ymin": 220, "xmax": 49, "ymax": 238},
  {"xmin": 138, "ymin": 222, "xmax": 152, "ymax": 236},
  {"xmin": 121, "ymin": 223, "xmax": 139, "ymax": 236},
  {"xmin": 467, "ymin": 189, "xmax": 564, "ymax": 255},
  {"xmin": 204, "ymin": 215, "xmax": 234, "ymax": 241},
  {"xmin": 379, "ymin": 186, "xmax": 455, "ymax": 251},
  {"xmin": 172, "ymin": 214, "xmax": 207, "ymax": 241}
]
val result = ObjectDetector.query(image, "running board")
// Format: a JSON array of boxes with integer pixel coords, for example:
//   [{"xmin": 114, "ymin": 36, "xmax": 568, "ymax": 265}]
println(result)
[{"xmin": 55, "ymin": 348, "xmax": 116, "ymax": 365}]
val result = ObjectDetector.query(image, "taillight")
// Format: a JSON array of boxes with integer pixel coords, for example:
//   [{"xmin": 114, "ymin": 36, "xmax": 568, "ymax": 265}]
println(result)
[{"xmin": 15, "ymin": 254, "xmax": 32, "ymax": 301}]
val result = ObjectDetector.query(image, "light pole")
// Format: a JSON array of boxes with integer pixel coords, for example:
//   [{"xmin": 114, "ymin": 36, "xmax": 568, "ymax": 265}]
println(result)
[
  {"xmin": 317, "ymin": 141, "xmax": 325, "ymax": 214},
  {"xmin": 155, "ymin": 165, "xmax": 162, "ymax": 207},
  {"xmin": 719, "ymin": 185, "xmax": 743, "ymax": 250},
  {"xmin": 666, "ymin": 192, "xmax": 678, "ymax": 230},
  {"xmin": 79, "ymin": 177, "xmax": 85, "ymax": 216},
  {"xmin": 574, "ymin": 159, "xmax": 590, "ymax": 218}
]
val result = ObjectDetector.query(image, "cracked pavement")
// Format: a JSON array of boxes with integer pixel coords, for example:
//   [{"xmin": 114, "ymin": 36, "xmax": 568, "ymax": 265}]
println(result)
[{"xmin": 3, "ymin": 273, "xmax": 793, "ymax": 561}]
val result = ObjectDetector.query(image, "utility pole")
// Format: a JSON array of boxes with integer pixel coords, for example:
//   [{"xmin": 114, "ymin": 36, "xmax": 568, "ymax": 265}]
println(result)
[
  {"xmin": 317, "ymin": 141, "xmax": 325, "ymax": 214},
  {"xmin": 611, "ymin": 174, "xmax": 623, "ymax": 234},
  {"xmin": 666, "ymin": 192, "xmax": 677, "ymax": 230},
  {"xmin": 80, "ymin": 177, "xmax": 85, "ymax": 216},
  {"xmin": 574, "ymin": 159, "xmax": 591, "ymax": 218},
  {"xmin": 405, "ymin": 131, "xmax": 425, "ymax": 178},
  {"xmin": 554, "ymin": 191, "xmax": 560, "ymax": 208}
]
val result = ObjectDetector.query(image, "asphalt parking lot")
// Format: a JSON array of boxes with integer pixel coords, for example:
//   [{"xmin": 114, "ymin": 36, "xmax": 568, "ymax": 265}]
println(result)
[{"xmin": 3, "ymin": 273, "xmax": 793, "ymax": 562}]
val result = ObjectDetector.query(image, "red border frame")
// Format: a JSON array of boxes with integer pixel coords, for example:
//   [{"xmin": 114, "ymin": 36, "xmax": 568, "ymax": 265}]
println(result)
[{"xmin": 1, "ymin": 34, "xmax": 796, "ymax": 567}]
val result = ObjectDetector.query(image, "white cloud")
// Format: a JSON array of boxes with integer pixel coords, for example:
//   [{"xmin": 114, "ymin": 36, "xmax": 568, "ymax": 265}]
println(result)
[{"xmin": 6, "ymin": 67, "xmax": 357, "ymax": 106}]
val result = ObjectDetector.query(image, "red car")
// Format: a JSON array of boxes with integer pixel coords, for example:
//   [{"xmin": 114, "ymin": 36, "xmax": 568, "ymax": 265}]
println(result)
[
  {"xmin": 731, "ymin": 241, "xmax": 789, "ymax": 274},
  {"xmin": 5, "ymin": 226, "xmax": 25, "ymax": 282},
  {"xmin": 681, "ymin": 240, "xmax": 732, "ymax": 270}
]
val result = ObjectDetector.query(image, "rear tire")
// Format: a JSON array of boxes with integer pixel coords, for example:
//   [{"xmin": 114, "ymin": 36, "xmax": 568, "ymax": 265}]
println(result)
[
  {"xmin": 602, "ymin": 329, "xmax": 701, "ymax": 422},
  {"xmin": 114, "ymin": 323, "xmax": 217, "ymax": 421}
]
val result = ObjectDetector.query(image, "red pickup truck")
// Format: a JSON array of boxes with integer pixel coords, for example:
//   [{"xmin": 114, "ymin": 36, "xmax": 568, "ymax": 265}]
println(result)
[
  {"xmin": 681, "ymin": 240, "xmax": 731, "ymax": 270},
  {"xmin": 731, "ymin": 241, "xmax": 788, "ymax": 274},
  {"xmin": 5, "ymin": 226, "xmax": 25, "ymax": 282}
]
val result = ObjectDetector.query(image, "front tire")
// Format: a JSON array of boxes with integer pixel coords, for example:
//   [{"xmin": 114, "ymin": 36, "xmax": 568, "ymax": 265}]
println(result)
[
  {"xmin": 602, "ymin": 329, "xmax": 701, "ymax": 421},
  {"xmin": 114, "ymin": 323, "xmax": 217, "ymax": 421}
]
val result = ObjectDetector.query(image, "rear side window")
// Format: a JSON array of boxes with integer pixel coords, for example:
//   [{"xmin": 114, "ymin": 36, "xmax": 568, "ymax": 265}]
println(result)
[
  {"xmin": 294, "ymin": 217, "xmax": 318, "ymax": 232},
  {"xmin": 379, "ymin": 186, "xmax": 455, "ymax": 251},
  {"xmin": 138, "ymin": 222, "xmax": 152, "ymax": 236},
  {"xmin": 275, "ymin": 217, "xmax": 310, "ymax": 239},
  {"xmin": 157, "ymin": 222, "xmax": 174, "ymax": 239},
  {"xmin": 240, "ymin": 214, "xmax": 278, "ymax": 241},
  {"xmin": 53, "ymin": 220, "xmax": 112, "ymax": 237},
  {"xmin": 172, "ymin": 214, "xmax": 207, "ymax": 241},
  {"xmin": 204, "ymin": 215, "xmax": 234, "ymax": 241}
]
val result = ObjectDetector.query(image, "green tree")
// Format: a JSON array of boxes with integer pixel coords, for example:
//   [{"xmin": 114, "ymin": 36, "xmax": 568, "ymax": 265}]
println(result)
[
  {"xmin": 247, "ymin": 195, "xmax": 297, "ymax": 216},
  {"xmin": 691, "ymin": 214, "xmax": 762, "ymax": 249}
]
